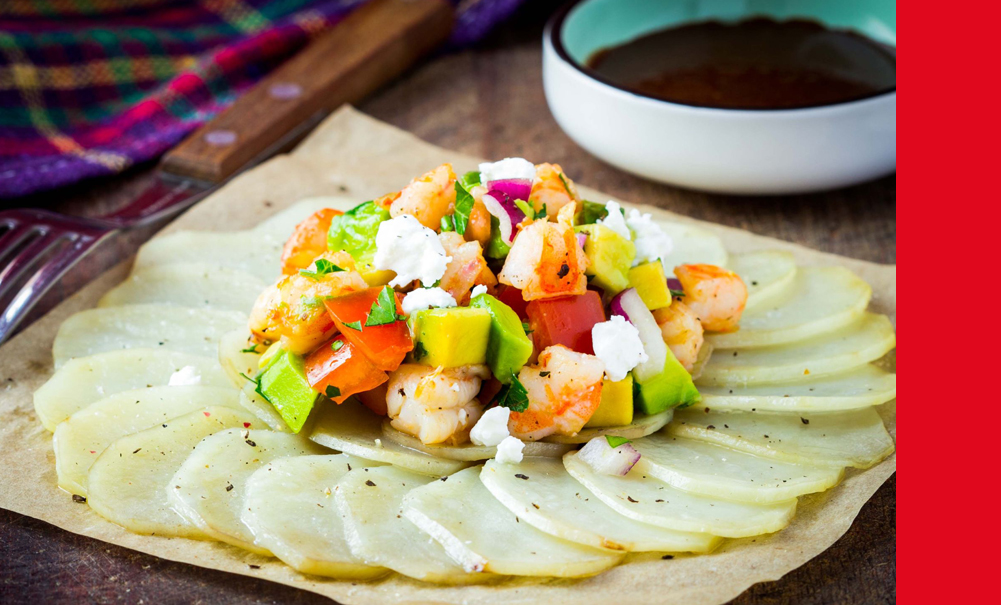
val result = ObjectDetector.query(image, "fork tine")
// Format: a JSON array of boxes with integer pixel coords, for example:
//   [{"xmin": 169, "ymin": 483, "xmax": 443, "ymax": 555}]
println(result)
[
  {"xmin": 0, "ymin": 229, "xmax": 64, "ymax": 302},
  {"xmin": 0, "ymin": 222, "xmax": 35, "ymax": 263}
]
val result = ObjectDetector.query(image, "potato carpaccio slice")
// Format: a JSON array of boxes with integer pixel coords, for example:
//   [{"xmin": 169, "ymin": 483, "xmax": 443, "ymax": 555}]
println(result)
[
  {"xmin": 379, "ymin": 421, "xmax": 573, "ymax": 461},
  {"xmin": 99, "ymin": 263, "xmax": 266, "ymax": 314},
  {"xmin": 657, "ymin": 221, "xmax": 728, "ymax": 269},
  {"xmin": 727, "ymin": 250, "xmax": 797, "ymax": 309},
  {"xmin": 133, "ymin": 231, "xmax": 283, "ymax": 282}
]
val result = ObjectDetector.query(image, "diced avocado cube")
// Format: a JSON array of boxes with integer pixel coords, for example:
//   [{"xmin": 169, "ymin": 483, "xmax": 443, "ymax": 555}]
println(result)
[
  {"xmin": 628, "ymin": 261, "xmax": 672, "ymax": 310},
  {"xmin": 586, "ymin": 375, "xmax": 634, "ymax": 427},
  {"xmin": 633, "ymin": 351, "xmax": 700, "ymax": 414},
  {"xmin": 469, "ymin": 294, "xmax": 533, "ymax": 383},
  {"xmin": 257, "ymin": 349, "xmax": 319, "ymax": 433},
  {"xmin": 357, "ymin": 261, "xmax": 396, "ymax": 287},
  {"xmin": 409, "ymin": 307, "xmax": 492, "ymax": 367},
  {"xmin": 575, "ymin": 224, "xmax": 636, "ymax": 295}
]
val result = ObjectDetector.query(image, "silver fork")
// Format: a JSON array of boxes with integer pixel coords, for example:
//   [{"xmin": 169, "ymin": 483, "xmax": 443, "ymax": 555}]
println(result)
[{"xmin": 0, "ymin": 177, "xmax": 210, "ymax": 343}]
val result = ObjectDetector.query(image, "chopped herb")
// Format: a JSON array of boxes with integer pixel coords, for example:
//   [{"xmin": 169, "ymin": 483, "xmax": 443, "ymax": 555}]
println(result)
[
  {"xmin": 578, "ymin": 200, "xmax": 608, "ymax": 224},
  {"xmin": 343, "ymin": 320, "xmax": 363, "ymax": 331},
  {"xmin": 453, "ymin": 179, "xmax": 476, "ymax": 235},
  {"xmin": 521, "ymin": 321, "xmax": 533, "ymax": 334},
  {"xmin": 365, "ymin": 286, "xmax": 404, "ymax": 327},
  {"xmin": 492, "ymin": 373, "xmax": 530, "ymax": 412},
  {"xmin": 539, "ymin": 371, "xmax": 551, "ymax": 378},
  {"xmin": 535, "ymin": 203, "xmax": 547, "ymax": 219},
  {"xmin": 412, "ymin": 340, "xmax": 427, "ymax": 361},
  {"xmin": 240, "ymin": 372, "xmax": 272, "ymax": 404},
  {"xmin": 440, "ymin": 215, "xmax": 455, "ymax": 232},
  {"xmin": 605, "ymin": 435, "xmax": 631, "ymax": 448},
  {"xmin": 299, "ymin": 259, "xmax": 345, "ymax": 280},
  {"xmin": 325, "ymin": 385, "xmax": 342, "ymax": 399},
  {"xmin": 459, "ymin": 171, "xmax": 482, "ymax": 189},
  {"xmin": 558, "ymin": 172, "xmax": 573, "ymax": 196},
  {"xmin": 240, "ymin": 344, "xmax": 259, "ymax": 354},
  {"xmin": 669, "ymin": 289, "xmax": 685, "ymax": 298},
  {"xmin": 331, "ymin": 340, "xmax": 344, "ymax": 352}
]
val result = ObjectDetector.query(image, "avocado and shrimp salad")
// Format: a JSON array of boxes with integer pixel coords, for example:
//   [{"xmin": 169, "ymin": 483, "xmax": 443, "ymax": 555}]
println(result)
[{"xmin": 245, "ymin": 158, "xmax": 747, "ymax": 457}]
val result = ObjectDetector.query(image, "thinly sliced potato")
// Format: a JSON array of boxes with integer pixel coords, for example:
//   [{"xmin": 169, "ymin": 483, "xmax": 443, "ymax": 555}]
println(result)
[
  {"xmin": 707, "ymin": 266, "xmax": 871, "ymax": 349},
  {"xmin": 218, "ymin": 329, "xmax": 263, "ymax": 388},
  {"xmin": 402, "ymin": 466, "xmax": 623, "ymax": 576},
  {"xmin": 242, "ymin": 455, "xmax": 388, "ymax": 579},
  {"xmin": 52, "ymin": 304, "xmax": 246, "ymax": 368},
  {"xmin": 133, "ymin": 231, "xmax": 283, "ymax": 283},
  {"xmin": 563, "ymin": 453, "xmax": 797, "ymax": 538},
  {"xmin": 728, "ymin": 250, "xmax": 797, "ymax": 309},
  {"xmin": 53, "ymin": 386, "xmax": 242, "ymax": 496},
  {"xmin": 697, "ymin": 313, "xmax": 896, "ymax": 386},
  {"xmin": 310, "ymin": 400, "xmax": 469, "ymax": 476},
  {"xmin": 251, "ymin": 197, "xmax": 355, "ymax": 241},
  {"xmin": 543, "ymin": 410, "xmax": 673, "ymax": 444},
  {"xmin": 336, "ymin": 465, "xmax": 497, "ymax": 584},
  {"xmin": 86, "ymin": 406, "xmax": 258, "ymax": 538},
  {"xmin": 33, "ymin": 349, "xmax": 231, "ymax": 432},
  {"xmin": 657, "ymin": 221, "xmax": 728, "ymax": 269},
  {"xmin": 481, "ymin": 458, "xmax": 720, "ymax": 553},
  {"xmin": 632, "ymin": 435, "xmax": 843, "ymax": 503},
  {"xmin": 239, "ymin": 382, "xmax": 293, "ymax": 433},
  {"xmin": 380, "ymin": 421, "xmax": 573, "ymax": 461},
  {"xmin": 168, "ymin": 429, "xmax": 329, "ymax": 555},
  {"xmin": 99, "ymin": 263, "xmax": 266, "ymax": 314},
  {"xmin": 698, "ymin": 365, "xmax": 897, "ymax": 412},
  {"xmin": 669, "ymin": 407, "xmax": 895, "ymax": 469}
]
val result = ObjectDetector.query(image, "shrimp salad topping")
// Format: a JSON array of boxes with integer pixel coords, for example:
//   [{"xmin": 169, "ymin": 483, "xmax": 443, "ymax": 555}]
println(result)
[{"xmin": 247, "ymin": 161, "xmax": 747, "ymax": 450}]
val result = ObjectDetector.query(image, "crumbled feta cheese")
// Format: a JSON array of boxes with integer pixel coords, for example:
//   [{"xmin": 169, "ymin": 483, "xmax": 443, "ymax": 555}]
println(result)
[
  {"xmin": 470, "ymin": 284, "xmax": 488, "ymax": 299},
  {"xmin": 591, "ymin": 315, "xmax": 649, "ymax": 381},
  {"xmin": 494, "ymin": 435, "xmax": 525, "ymax": 464},
  {"xmin": 479, "ymin": 157, "xmax": 536, "ymax": 184},
  {"xmin": 167, "ymin": 365, "xmax": 202, "ymax": 386},
  {"xmin": 374, "ymin": 215, "xmax": 451, "ymax": 287},
  {"xmin": 401, "ymin": 287, "xmax": 457, "ymax": 315},
  {"xmin": 470, "ymin": 406, "xmax": 511, "ymax": 446},
  {"xmin": 596, "ymin": 200, "xmax": 631, "ymax": 241},
  {"xmin": 626, "ymin": 209, "xmax": 673, "ymax": 266}
]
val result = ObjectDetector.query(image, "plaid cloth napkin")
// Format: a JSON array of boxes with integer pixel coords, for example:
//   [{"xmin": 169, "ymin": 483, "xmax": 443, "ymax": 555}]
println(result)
[{"xmin": 0, "ymin": 0, "xmax": 523, "ymax": 199}]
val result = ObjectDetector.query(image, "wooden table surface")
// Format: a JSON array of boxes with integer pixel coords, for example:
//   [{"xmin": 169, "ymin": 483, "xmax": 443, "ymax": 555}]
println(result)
[{"xmin": 0, "ymin": 2, "xmax": 895, "ymax": 603}]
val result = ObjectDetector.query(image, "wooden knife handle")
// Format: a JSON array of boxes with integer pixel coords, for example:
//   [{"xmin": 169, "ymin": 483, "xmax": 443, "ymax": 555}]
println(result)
[{"xmin": 161, "ymin": 0, "xmax": 454, "ymax": 183}]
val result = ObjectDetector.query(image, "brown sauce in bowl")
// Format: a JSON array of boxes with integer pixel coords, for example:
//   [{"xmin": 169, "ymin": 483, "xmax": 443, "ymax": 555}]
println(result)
[{"xmin": 585, "ymin": 18, "xmax": 896, "ymax": 109}]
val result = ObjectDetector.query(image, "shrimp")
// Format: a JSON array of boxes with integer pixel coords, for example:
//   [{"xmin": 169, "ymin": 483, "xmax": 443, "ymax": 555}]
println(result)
[
  {"xmin": 528, "ymin": 163, "xmax": 580, "ymax": 218},
  {"xmin": 390, "ymin": 164, "xmax": 457, "ymax": 230},
  {"xmin": 438, "ymin": 232, "xmax": 495, "ymax": 303},
  {"xmin": 249, "ymin": 251, "xmax": 368, "ymax": 354},
  {"xmin": 497, "ymin": 203, "xmax": 587, "ymax": 301},
  {"xmin": 386, "ymin": 364, "xmax": 490, "ymax": 445},
  {"xmin": 673, "ymin": 264, "xmax": 748, "ymax": 333},
  {"xmin": 280, "ymin": 208, "xmax": 342, "ymax": 275},
  {"xmin": 653, "ymin": 301, "xmax": 704, "ymax": 372},
  {"xmin": 508, "ymin": 345, "xmax": 605, "ymax": 441}
]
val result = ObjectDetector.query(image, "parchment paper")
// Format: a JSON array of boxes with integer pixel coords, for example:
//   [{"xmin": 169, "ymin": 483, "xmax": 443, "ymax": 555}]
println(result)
[{"xmin": 0, "ymin": 106, "xmax": 896, "ymax": 605}]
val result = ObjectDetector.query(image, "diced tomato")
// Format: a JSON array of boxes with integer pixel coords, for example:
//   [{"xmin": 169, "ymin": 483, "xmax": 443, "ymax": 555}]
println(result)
[
  {"xmin": 526, "ymin": 291, "xmax": 606, "ymax": 355},
  {"xmin": 324, "ymin": 287, "xmax": 413, "ymax": 371},
  {"xmin": 305, "ymin": 336, "xmax": 388, "ymax": 404},
  {"xmin": 496, "ymin": 285, "xmax": 530, "ymax": 320},
  {"xmin": 356, "ymin": 382, "xmax": 389, "ymax": 416}
]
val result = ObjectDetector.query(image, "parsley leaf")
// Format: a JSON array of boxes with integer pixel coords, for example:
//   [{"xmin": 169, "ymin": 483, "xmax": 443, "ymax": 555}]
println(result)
[
  {"xmin": 240, "ymin": 344, "xmax": 259, "ymax": 354},
  {"xmin": 440, "ymin": 215, "xmax": 455, "ymax": 232},
  {"xmin": 605, "ymin": 435, "xmax": 631, "ymax": 448},
  {"xmin": 670, "ymin": 289, "xmax": 686, "ymax": 298},
  {"xmin": 343, "ymin": 320, "xmax": 363, "ymax": 331},
  {"xmin": 459, "ymin": 171, "xmax": 482, "ymax": 189},
  {"xmin": 331, "ymin": 340, "xmax": 344, "ymax": 352},
  {"xmin": 453, "ymin": 179, "xmax": 475, "ymax": 235},
  {"xmin": 535, "ymin": 203, "xmax": 547, "ymax": 219},
  {"xmin": 412, "ymin": 340, "xmax": 427, "ymax": 361},
  {"xmin": 492, "ymin": 373, "xmax": 530, "ymax": 412},
  {"xmin": 240, "ymin": 372, "xmax": 272, "ymax": 404},
  {"xmin": 365, "ymin": 286, "xmax": 404, "ymax": 327},
  {"xmin": 325, "ymin": 385, "xmax": 341, "ymax": 399},
  {"xmin": 299, "ymin": 259, "xmax": 344, "ymax": 281},
  {"xmin": 558, "ymin": 172, "xmax": 573, "ymax": 196}
]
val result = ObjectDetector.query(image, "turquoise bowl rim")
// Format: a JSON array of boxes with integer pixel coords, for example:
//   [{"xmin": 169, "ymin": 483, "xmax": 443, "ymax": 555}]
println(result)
[{"xmin": 546, "ymin": 0, "xmax": 897, "ymax": 113}]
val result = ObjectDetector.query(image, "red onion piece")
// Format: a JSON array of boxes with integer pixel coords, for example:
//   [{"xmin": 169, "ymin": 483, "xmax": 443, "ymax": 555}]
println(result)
[
  {"xmin": 576, "ymin": 232, "xmax": 588, "ymax": 249},
  {"xmin": 486, "ymin": 178, "xmax": 532, "ymax": 202},
  {"xmin": 609, "ymin": 288, "xmax": 668, "ymax": 382},
  {"xmin": 667, "ymin": 278, "xmax": 683, "ymax": 293},
  {"xmin": 577, "ymin": 436, "xmax": 641, "ymax": 476},
  {"xmin": 481, "ymin": 190, "xmax": 526, "ymax": 246}
]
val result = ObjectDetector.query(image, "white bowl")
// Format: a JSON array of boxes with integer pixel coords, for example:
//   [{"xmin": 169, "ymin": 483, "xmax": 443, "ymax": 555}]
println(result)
[{"xmin": 543, "ymin": 0, "xmax": 896, "ymax": 195}]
